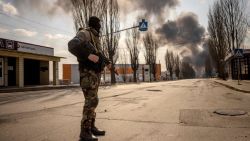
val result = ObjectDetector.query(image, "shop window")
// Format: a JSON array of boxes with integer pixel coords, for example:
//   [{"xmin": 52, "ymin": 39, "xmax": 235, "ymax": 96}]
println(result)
[
  {"xmin": 247, "ymin": 58, "xmax": 250, "ymax": 73},
  {"xmin": 0, "ymin": 61, "xmax": 2, "ymax": 77},
  {"xmin": 233, "ymin": 59, "xmax": 238, "ymax": 74},
  {"xmin": 241, "ymin": 58, "xmax": 247, "ymax": 74}
]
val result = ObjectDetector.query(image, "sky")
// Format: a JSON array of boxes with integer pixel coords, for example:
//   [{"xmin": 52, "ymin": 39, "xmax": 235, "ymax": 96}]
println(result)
[{"xmin": 0, "ymin": 0, "xmax": 249, "ymax": 79}]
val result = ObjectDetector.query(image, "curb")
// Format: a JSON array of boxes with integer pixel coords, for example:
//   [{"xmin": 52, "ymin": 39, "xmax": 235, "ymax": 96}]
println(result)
[
  {"xmin": 0, "ymin": 85, "xmax": 80, "ymax": 93},
  {"xmin": 214, "ymin": 81, "xmax": 250, "ymax": 93}
]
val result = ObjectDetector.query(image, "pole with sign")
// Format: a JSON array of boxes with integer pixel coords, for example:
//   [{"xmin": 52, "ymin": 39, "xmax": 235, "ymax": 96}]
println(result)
[
  {"xmin": 100, "ymin": 19, "xmax": 148, "ymax": 83},
  {"xmin": 139, "ymin": 19, "xmax": 148, "ymax": 31},
  {"xmin": 101, "ymin": 19, "xmax": 148, "ymax": 36},
  {"xmin": 234, "ymin": 49, "xmax": 244, "ymax": 85}
]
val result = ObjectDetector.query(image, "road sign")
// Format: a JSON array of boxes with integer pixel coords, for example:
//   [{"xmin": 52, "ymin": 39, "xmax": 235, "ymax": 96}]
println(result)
[
  {"xmin": 234, "ymin": 49, "xmax": 244, "ymax": 58},
  {"xmin": 139, "ymin": 19, "xmax": 148, "ymax": 31}
]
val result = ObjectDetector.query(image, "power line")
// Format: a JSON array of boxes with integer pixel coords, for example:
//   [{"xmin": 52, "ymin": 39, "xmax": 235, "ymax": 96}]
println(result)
[
  {"xmin": 0, "ymin": 21, "xmax": 133, "ymax": 50},
  {"xmin": 0, "ymin": 22, "xmax": 48, "ymax": 42},
  {"xmin": 0, "ymin": 21, "xmax": 73, "ymax": 47},
  {"xmin": 0, "ymin": 31, "xmax": 70, "ymax": 49},
  {"xmin": 0, "ymin": 20, "xmax": 72, "ymax": 44},
  {"xmin": 0, "ymin": 13, "xmax": 61, "ymax": 34},
  {"xmin": 0, "ymin": 23, "xmax": 67, "ymax": 47},
  {"xmin": 0, "ymin": 21, "xmax": 19, "ymax": 29},
  {"xmin": 0, "ymin": 11, "xmax": 74, "ymax": 34},
  {"xmin": 0, "ymin": 31, "xmax": 47, "ymax": 44}
]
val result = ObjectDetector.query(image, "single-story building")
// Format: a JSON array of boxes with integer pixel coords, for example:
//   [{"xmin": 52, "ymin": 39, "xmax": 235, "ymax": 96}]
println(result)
[
  {"xmin": 0, "ymin": 38, "xmax": 62, "ymax": 87},
  {"xmin": 225, "ymin": 49, "xmax": 250, "ymax": 80},
  {"xmin": 63, "ymin": 64, "xmax": 161, "ymax": 84}
]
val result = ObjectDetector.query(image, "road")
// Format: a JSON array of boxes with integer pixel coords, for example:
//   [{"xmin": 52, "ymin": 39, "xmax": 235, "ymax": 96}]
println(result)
[{"xmin": 0, "ymin": 79, "xmax": 250, "ymax": 141}]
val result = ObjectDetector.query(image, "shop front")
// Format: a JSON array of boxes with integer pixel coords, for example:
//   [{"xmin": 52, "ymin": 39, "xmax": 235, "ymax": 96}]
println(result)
[
  {"xmin": 226, "ymin": 49, "xmax": 250, "ymax": 80},
  {"xmin": 0, "ymin": 38, "xmax": 61, "ymax": 87}
]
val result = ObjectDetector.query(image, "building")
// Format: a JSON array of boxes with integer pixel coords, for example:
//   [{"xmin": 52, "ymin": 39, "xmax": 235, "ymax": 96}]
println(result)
[
  {"xmin": 63, "ymin": 64, "xmax": 79, "ymax": 84},
  {"xmin": 225, "ymin": 49, "xmax": 250, "ymax": 80},
  {"xmin": 0, "ymin": 38, "xmax": 62, "ymax": 87},
  {"xmin": 62, "ymin": 63, "xmax": 161, "ymax": 84}
]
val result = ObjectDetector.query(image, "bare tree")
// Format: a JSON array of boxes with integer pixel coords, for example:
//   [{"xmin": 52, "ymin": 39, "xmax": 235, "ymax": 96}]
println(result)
[
  {"xmin": 119, "ymin": 50, "xmax": 128, "ymax": 83},
  {"xmin": 205, "ymin": 56, "xmax": 213, "ymax": 78},
  {"xmin": 208, "ymin": 0, "xmax": 248, "ymax": 79},
  {"xmin": 126, "ymin": 25, "xmax": 140, "ymax": 82},
  {"xmin": 102, "ymin": 0, "xmax": 120, "ymax": 84},
  {"xmin": 71, "ymin": 0, "xmax": 120, "ymax": 84},
  {"xmin": 174, "ymin": 54, "xmax": 181, "ymax": 79},
  {"xmin": 71, "ymin": 0, "xmax": 107, "ymax": 31},
  {"xmin": 220, "ymin": 0, "xmax": 248, "ymax": 52},
  {"xmin": 208, "ymin": 1, "xmax": 228, "ymax": 79},
  {"xmin": 165, "ymin": 50, "xmax": 175, "ymax": 80},
  {"xmin": 181, "ymin": 62, "xmax": 196, "ymax": 79},
  {"xmin": 143, "ymin": 32, "xmax": 159, "ymax": 81}
]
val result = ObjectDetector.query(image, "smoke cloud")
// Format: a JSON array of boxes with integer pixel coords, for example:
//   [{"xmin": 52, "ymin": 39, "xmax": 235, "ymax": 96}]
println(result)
[
  {"xmin": 49, "ymin": 0, "xmax": 73, "ymax": 15},
  {"xmin": 10, "ymin": 0, "xmax": 72, "ymax": 16},
  {"xmin": 133, "ymin": 0, "xmax": 179, "ymax": 15},
  {"xmin": 156, "ymin": 12, "xmax": 205, "ymax": 46},
  {"xmin": 156, "ymin": 12, "xmax": 207, "ymax": 69}
]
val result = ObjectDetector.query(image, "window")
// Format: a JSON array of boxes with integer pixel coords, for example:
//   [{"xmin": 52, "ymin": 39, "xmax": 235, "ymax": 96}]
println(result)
[
  {"xmin": 241, "ymin": 58, "xmax": 247, "ymax": 74},
  {"xmin": 247, "ymin": 58, "xmax": 250, "ymax": 74},
  {"xmin": 233, "ymin": 59, "xmax": 238, "ymax": 74},
  {"xmin": 0, "ymin": 61, "xmax": 2, "ymax": 77}
]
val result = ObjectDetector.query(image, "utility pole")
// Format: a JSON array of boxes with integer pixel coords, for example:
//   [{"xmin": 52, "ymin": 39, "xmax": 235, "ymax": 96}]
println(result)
[
  {"xmin": 234, "ymin": 49, "xmax": 243, "ymax": 85},
  {"xmin": 237, "ymin": 58, "xmax": 240, "ymax": 85}
]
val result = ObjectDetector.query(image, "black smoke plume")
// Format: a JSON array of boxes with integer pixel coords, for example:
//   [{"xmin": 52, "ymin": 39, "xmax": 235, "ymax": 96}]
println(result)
[
  {"xmin": 156, "ymin": 12, "xmax": 205, "ymax": 46},
  {"xmin": 131, "ymin": 0, "xmax": 179, "ymax": 15},
  {"xmin": 156, "ymin": 12, "xmax": 207, "ymax": 71}
]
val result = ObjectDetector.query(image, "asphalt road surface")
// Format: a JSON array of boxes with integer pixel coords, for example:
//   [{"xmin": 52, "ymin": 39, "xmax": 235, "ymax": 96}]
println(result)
[{"xmin": 0, "ymin": 79, "xmax": 250, "ymax": 141}]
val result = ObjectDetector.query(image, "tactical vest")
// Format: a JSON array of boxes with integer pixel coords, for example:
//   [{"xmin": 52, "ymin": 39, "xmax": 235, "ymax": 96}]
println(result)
[{"xmin": 78, "ymin": 28, "xmax": 103, "ymax": 72}]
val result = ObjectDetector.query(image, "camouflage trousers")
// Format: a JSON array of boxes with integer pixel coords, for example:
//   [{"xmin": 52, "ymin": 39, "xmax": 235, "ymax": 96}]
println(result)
[{"xmin": 80, "ymin": 69, "xmax": 101, "ymax": 130}]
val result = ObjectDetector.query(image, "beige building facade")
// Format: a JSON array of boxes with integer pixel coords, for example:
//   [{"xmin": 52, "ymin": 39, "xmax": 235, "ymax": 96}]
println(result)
[{"xmin": 0, "ymin": 38, "xmax": 61, "ymax": 88}]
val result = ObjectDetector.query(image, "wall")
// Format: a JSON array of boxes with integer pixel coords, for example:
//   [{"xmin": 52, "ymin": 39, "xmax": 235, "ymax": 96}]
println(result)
[
  {"xmin": 63, "ymin": 64, "xmax": 80, "ymax": 84},
  {"xmin": 40, "ymin": 61, "xmax": 49, "ymax": 85},
  {"xmin": 63, "ymin": 64, "xmax": 71, "ymax": 81},
  {"xmin": 71, "ymin": 64, "xmax": 79, "ymax": 84}
]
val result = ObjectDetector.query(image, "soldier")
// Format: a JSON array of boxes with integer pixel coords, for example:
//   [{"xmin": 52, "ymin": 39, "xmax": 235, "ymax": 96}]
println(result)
[{"xmin": 76, "ymin": 16, "xmax": 110, "ymax": 141}]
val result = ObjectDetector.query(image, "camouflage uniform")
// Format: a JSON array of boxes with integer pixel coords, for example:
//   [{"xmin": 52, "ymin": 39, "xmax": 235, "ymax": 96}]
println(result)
[
  {"xmin": 76, "ymin": 28, "xmax": 104, "ymax": 138},
  {"xmin": 80, "ymin": 69, "xmax": 100, "ymax": 130}
]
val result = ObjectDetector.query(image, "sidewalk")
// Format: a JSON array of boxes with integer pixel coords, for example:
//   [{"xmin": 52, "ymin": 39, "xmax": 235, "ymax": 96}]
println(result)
[
  {"xmin": 213, "ymin": 79, "xmax": 250, "ymax": 93},
  {"xmin": 0, "ymin": 82, "xmax": 153, "ymax": 93},
  {"xmin": 0, "ymin": 84, "xmax": 80, "ymax": 93}
]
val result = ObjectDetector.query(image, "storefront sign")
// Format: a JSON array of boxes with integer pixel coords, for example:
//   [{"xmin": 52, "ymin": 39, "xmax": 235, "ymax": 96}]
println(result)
[
  {"xmin": 17, "ymin": 42, "xmax": 54, "ymax": 56},
  {"xmin": 234, "ymin": 49, "xmax": 244, "ymax": 58},
  {"xmin": 0, "ymin": 38, "xmax": 18, "ymax": 50},
  {"xmin": 0, "ymin": 38, "xmax": 54, "ymax": 56}
]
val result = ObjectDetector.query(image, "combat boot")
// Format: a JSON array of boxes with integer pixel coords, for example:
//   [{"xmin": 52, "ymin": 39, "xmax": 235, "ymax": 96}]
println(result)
[
  {"xmin": 79, "ymin": 131, "xmax": 98, "ymax": 141},
  {"xmin": 80, "ymin": 120, "xmax": 98, "ymax": 141},
  {"xmin": 91, "ymin": 118, "xmax": 105, "ymax": 136}
]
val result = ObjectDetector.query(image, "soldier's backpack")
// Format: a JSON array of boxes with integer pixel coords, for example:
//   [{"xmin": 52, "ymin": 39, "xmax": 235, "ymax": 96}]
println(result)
[
  {"xmin": 68, "ymin": 31, "xmax": 110, "ymax": 72},
  {"xmin": 68, "ymin": 36, "xmax": 87, "ymax": 62}
]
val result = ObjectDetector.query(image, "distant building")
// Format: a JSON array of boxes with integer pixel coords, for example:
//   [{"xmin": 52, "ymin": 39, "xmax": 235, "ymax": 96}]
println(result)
[
  {"xmin": 63, "ymin": 64, "xmax": 79, "ymax": 84},
  {"xmin": 225, "ymin": 49, "xmax": 250, "ymax": 80},
  {"xmin": 0, "ymin": 38, "xmax": 62, "ymax": 87},
  {"xmin": 62, "ymin": 64, "xmax": 161, "ymax": 84}
]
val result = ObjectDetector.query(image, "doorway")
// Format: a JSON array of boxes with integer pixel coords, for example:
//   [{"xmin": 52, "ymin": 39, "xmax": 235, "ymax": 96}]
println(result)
[
  {"xmin": 24, "ymin": 59, "xmax": 40, "ymax": 85},
  {"xmin": 8, "ymin": 57, "xmax": 16, "ymax": 86}
]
